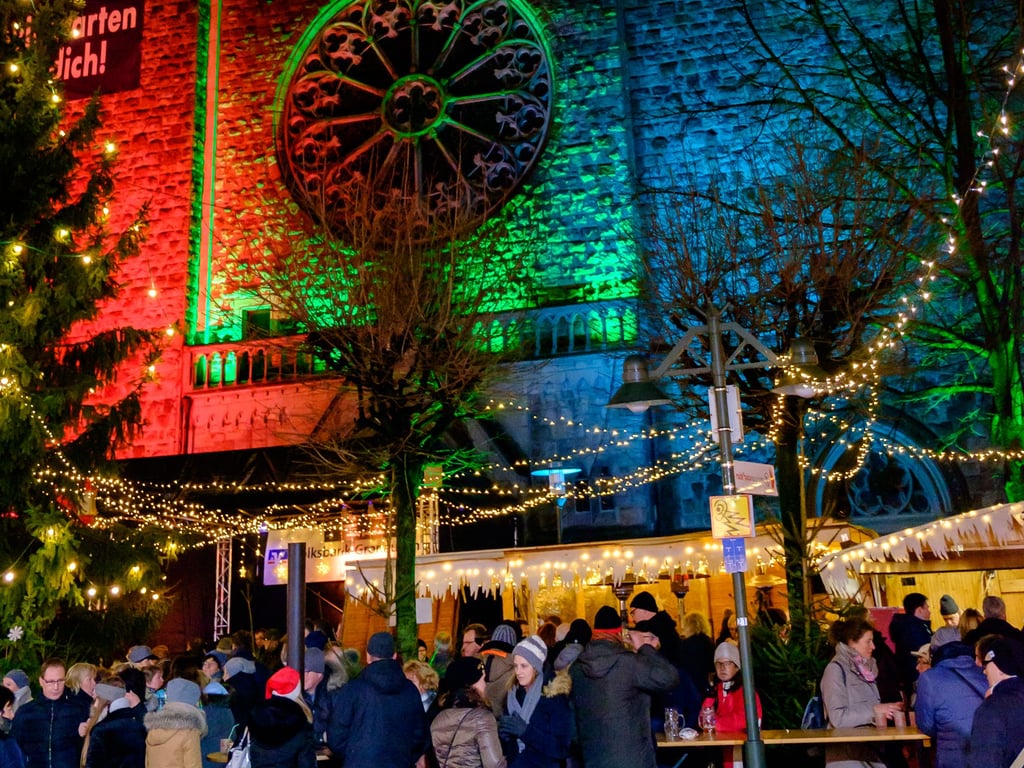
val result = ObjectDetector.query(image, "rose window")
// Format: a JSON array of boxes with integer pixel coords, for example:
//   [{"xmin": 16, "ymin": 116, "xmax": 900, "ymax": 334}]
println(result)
[{"xmin": 275, "ymin": 0, "xmax": 554, "ymax": 227}]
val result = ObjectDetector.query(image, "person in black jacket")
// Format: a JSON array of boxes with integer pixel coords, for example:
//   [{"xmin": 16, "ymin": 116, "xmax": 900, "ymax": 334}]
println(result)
[
  {"xmin": 326, "ymin": 632, "xmax": 426, "ymax": 768},
  {"xmin": 248, "ymin": 667, "xmax": 317, "ymax": 768},
  {"xmin": 888, "ymin": 592, "xmax": 932, "ymax": 700},
  {"xmin": 82, "ymin": 681, "xmax": 147, "ymax": 768},
  {"xmin": 11, "ymin": 657, "xmax": 89, "ymax": 768},
  {"xmin": 967, "ymin": 635, "xmax": 1024, "ymax": 768},
  {"xmin": 0, "ymin": 687, "xmax": 26, "ymax": 768},
  {"xmin": 961, "ymin": 596, "xmax": 1024, "ymax": 646}
]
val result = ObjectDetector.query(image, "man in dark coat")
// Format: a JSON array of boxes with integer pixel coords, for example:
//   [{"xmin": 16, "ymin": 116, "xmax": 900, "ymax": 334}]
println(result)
[
  {"xmin": 326, "ymin": 632, "xmax": 426, "ymax": 767},
  {"xmin": 962, "ymin": 595, "xmax": 1024, "ymax": 646},
  {"xmin": 888, "ymin": 592, "xmax": 932, "ymax": 700},
  {"xmin": 12, "ymin": 657, "xmax": 90, "ymax": 768},
  {"xmin": 967, "ymin": 636, "xmax": 1024, "ymax": 768},
  {"xmin": 570, "ymin": 606, "xmax": 679, "ymax": 768}
]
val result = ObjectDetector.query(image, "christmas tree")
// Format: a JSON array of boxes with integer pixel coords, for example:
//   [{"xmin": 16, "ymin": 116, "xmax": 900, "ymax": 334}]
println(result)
[{"xmin": 0, "ymin": 0, "xmax": 163, "ymax": 666}]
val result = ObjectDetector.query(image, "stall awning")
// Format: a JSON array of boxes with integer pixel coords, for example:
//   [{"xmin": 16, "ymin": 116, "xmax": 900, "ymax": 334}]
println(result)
[
  {"xmin": 820, "ymin": 502, "xmax": 1024, "ymax": 597},
  {"xmin": 339, "ymin": 522, "xmax": 872, "ymax": 598}
]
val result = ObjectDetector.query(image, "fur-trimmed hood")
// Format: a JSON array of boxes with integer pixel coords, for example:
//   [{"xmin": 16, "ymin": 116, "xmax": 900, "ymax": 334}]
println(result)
[
  {"xmin": 542, "ymin": 669, "xmax": 572, "ymax": 698},
  {"xmin": 144, "ymin": 701, "xmax": 208, "ymax": 743}
]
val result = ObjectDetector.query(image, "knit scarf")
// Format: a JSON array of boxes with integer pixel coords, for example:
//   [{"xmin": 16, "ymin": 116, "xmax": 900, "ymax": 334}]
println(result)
[
  {"xmin": 838, "ymin": 641, "xmax": 878, "ymax": 683},
  {"xmin": 506, "ymin": 677, "xmax": 543, "ymax": 753}
]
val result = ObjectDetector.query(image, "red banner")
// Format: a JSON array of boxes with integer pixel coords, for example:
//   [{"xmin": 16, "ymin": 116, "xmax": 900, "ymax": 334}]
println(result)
[{"xmin": 54, "ymin": 0, "xmax": 144, "ymax": 100}]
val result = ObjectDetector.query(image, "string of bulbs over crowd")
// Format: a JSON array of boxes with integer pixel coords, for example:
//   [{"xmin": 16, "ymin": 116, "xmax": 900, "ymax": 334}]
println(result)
[{"xmin": 4, "ymin": 21, "xmax": 1024, "ymax": 551}]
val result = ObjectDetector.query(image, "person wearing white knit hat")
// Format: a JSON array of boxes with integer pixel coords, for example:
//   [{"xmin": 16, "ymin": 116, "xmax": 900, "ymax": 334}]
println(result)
[{"xmin": 499, "ymin": 635, "xmax": 573, "ymax": 764}]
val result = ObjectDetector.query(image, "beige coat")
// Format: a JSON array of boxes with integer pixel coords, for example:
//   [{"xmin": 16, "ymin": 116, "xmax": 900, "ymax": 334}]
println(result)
[
  {"xmin": 144, "ymin": 702, "xmax": 207, "ymax": 768},
  {"xmin": 430, "ymin": 706, "xmax": 506, "ymax": 768},
  {"xmin": 821, "ymin": 643, "xmax": 885, "ymax": 768}
]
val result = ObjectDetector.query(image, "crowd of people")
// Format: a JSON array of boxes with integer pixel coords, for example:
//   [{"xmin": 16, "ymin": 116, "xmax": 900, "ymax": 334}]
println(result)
[
  {"xmin": 0, "ymin": 589, "xmax": 1023, "ymax": 768},
  {"xmin": 822, "ymin": 592, "xmax": 1024, "ymax": 768}
]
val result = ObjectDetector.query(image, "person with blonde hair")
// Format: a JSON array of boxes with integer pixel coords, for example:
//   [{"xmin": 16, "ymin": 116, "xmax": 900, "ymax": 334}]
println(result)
[
  {"xmin": 81, "ymin": 678, "xmax": 146, "ymax": 768},
  {"xmin": 404, "ymin": 660, "xmax": 440, "ymax": 712},
  {"xmin": 66, "ymin": 663, "xmax": 98, "ymax": 713},
  {"xmin": 679, "ymin": 612, "xmax": 715, "ymax": 693}
]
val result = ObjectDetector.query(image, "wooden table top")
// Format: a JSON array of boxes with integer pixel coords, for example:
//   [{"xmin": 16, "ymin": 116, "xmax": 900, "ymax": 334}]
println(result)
[{"xmin": 657, "ymin": 726, "xmax": 929, "ymax": 748}]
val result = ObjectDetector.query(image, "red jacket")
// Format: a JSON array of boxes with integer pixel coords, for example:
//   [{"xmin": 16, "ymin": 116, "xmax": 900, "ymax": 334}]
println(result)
[{"xmin": 701, "ymin": 682, "xmax": 762, "ymax": 768}]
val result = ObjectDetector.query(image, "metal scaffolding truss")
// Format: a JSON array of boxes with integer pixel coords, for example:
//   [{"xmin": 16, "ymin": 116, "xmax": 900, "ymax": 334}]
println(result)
[{"xmin": 214, "ymin": 538, "xmax": 232, "ymax": 640}]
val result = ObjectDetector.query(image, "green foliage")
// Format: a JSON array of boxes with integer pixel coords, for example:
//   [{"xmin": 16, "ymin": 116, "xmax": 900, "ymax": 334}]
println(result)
[
  {"xmin": 0, "ymin": 0, "xmax": 162, "ymax": 509},
  {"xmin": 750, "ymin": 618, "xmax": 832, "ymax": 729}
]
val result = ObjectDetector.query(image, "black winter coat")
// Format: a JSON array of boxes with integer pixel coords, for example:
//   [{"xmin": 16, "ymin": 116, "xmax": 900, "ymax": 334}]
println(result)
[
  {"xmin": 569, "ymin": 640, "xmax": 679, "ymax": 768},
  {"xmin": 11, "ymin": 691, "xmax": 89, "ymax": 768},
  {"xmin": 247, "ymin": 697, "xmax": 317, "ymax": 768},
  {"xmin": 84, "ymin": 707, "xmax": 146, "ymax": 768},
  {"xmin": 967, "ymin": 675, "xmax": 1024, "ymax": 768},
  {"xmin": 325, "ymin": 658, "xmax": 426, "ymax": 768}
]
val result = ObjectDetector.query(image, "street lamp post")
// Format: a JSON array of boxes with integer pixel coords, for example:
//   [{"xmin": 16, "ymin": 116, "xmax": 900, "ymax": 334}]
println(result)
[{"xmin": 607, "ymin": 307, "xmax": 823, "ymax": 768}]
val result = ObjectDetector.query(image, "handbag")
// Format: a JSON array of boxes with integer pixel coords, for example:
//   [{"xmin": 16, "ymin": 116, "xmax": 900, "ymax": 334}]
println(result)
[{"xmin": 226, "ymin": 726, "xmax": 251, "ymax": 768}]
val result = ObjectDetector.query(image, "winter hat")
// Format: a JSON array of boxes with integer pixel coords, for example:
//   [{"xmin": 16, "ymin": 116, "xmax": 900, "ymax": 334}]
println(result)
[
  {"xmin": 444, "ymin": 656, "xmax": 485, "ymax": 692},
  {"xmin": 982, "ymin": 637, "xmax": 1024, "ymax": 677},
  {"xmin": 714, "ymin": 641, "xmax": 741, "ymax": 668},
  {"xmin": 491, "ymin": 624, "xmax": 518, "ymax": 647},
  {"xmin": 94, "ymin": 683, "xmax": 125, "ymax": 702},
  {"xmin": 554, "ymin": 643, "xmax": 583, "ymax": 671},
  {"xmin": 266, "ymin": 667, "xmax": 302, "ymax": 701},
  {"xmin": 564, "ymin": 618, "xmax": 592, "ymax": 646},
  {"xmin": 3, "ymin": 670, "xmax": 29, "ymax": 690},
  {"xmin": 367, "ymin": 632, "xmax": 395, "ymax": 659},
  {"xmin": 127, "ymin": 645, "xmax": 158, "ymax": 664},
  {"xmin": 223, "ymin": 657, "xmax": 255, "ymax": 679},
  {"xmin": 203, "ymin": 681, "xmax": 229, "ymax": 696},
  {"xmin": 305, "ymin": 630, "xmax": 328, "ymax": 650},
  {"xmin": 108, "ymin": 697, "xmax": 131, "ymax": 713},
  {"xmin": 513, "ymin": 636, "xmax": 547, "ymax": 675},
  {"xmin": 166, "ymin": 678, "xmax": 201, "ymax": 707},
  {"xmin": 593, "ymin": 606, "xmax": 622, "ymax": 638},
  {"xmin": 629, "ymin": 591, "xmax": 658, "ymax": 613},
  {"xmin": 304, "ymin": 647, "xmax": 325, "ymax": 675},
  {"xmin": 940, "ymin": 594, "xmax": 959, "ymax": 617},
  {"xmin": 119, "ymin": 668, "xmax": 146, "ymax": 701},
  {"xmin": 931, "ymin": 626, "xmax": 961, "ymax": 649},
  {"xmin": 203, "ymin": 650, "xmax": 228, "ymax": 669}
]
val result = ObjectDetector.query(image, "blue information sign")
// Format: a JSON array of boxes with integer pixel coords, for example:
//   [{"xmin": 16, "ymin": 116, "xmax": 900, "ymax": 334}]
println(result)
[{"xmin": 722, "ymin": 537, "xmax": 748, "ymax": 573}]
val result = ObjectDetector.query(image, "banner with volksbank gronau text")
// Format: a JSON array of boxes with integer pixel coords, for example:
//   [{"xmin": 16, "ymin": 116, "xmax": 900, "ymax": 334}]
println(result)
[
  {"xmin": 54, "ymin": 0, "xmax": 144, "ymax": 100},
  {"xmin": 262, "ymin": 528, "xmax": 395, "ymax": 586}
]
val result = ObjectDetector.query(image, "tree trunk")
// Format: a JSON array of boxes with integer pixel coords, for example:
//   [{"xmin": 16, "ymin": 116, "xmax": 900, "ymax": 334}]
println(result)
[
  {"xmin": 774, "ymin": 395, "xmax": 809, "ymax": 644},
  {"xmin": 392, "ymin": 458, "xmax": 421, "ymax": 661}
]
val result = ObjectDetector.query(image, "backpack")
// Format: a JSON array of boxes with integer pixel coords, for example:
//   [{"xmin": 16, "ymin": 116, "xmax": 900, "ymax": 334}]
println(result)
[{"xmin": 801, "ymin": 661, "xmax": 845, "ymax": 730}]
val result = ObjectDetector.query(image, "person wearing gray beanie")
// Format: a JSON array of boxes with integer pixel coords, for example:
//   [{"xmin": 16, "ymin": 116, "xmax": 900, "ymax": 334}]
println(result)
[
  {"xmin": 2, "ymin": 670, "xmax": 31, "ymax": 716},
  {"xmin": 499, "ymin": 634, "xmax": 573, "ymax": 762},
  {"xmin": 939, "ymin": 594, "xmax": 959, "ymax": 627},
  {"xmin": 144, "ymin": 677, "xmax": 206, "ymax": 766}
]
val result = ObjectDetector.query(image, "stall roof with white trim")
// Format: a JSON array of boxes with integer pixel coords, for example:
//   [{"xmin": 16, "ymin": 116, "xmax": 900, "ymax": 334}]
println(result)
[
  {"xmin": 820, "ymin": 502, "xmax": 1024, "ymax": 598},
  {"xmin": 339, "ymin": 522, "xmax": 874, "ymax": 598}
]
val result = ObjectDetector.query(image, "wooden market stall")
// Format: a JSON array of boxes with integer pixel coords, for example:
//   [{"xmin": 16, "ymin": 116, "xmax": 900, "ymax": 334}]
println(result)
[
  {"xmin": 340, "ymin": 521, "xmax": 873, "ymax": 653},
  {"xmin": 820, "ymin": 501, "xmax": 1024, "ymax": 620}
]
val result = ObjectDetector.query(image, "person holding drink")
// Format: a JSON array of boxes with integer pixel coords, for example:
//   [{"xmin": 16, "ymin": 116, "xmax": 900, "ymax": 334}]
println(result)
[
  {"xmin": 821, "ymin": 616, "xmax": 902, "ymax": 768},
  {"xmin": 698, "ymin": 642, "xmax": 761, "ymax": 768}
]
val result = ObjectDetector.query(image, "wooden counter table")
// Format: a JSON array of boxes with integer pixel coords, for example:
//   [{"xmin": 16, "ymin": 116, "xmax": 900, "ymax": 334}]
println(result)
[{"xmin": 657, "ymin": 726, "xmax": 929, "ymax": 767}]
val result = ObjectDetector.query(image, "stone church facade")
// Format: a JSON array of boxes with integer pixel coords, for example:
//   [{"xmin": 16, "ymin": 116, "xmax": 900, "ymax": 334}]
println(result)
[{"xmin": 74, "ymin": 0, "xmax": 990, "ymax": 544}]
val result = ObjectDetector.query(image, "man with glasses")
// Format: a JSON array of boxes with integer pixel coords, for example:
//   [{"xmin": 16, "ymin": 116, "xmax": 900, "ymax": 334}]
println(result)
[
  {"xmin": 460, "ymin": 623, "xmax": 488, "ymax": 659},
  {"xmin": 11, "ymin": 657, "xmax": 90, "ymax": 767}
]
